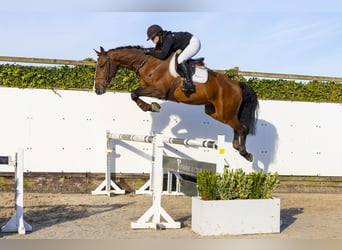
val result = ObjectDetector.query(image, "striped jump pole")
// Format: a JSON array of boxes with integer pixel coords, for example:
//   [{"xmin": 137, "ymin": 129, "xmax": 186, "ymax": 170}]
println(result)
[
  {"xmin": 107, "ymin": 132, "xmax": 226, "ymax": 175},
  {"xmin": 107, "ymin": 132, "xmax": 219, "ymax": 149}
]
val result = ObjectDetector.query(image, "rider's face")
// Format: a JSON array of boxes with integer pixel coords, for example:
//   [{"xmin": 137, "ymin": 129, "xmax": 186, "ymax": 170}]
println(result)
[{"xmin": 152, "ymin": 35, "xmax": 159, "ymax": 44}]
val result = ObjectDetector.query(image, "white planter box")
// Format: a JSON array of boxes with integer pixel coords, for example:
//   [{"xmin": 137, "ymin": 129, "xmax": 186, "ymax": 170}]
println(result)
[{"xmin": 192, "ymin": 196, "xmax": 280, "ymax": 236}]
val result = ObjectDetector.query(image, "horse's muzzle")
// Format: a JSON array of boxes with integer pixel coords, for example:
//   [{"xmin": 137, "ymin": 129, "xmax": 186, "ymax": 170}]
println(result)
[
  {"xmin": 93, "ymin": 80, "xmax": 107, "ymax": 95},
  {"xmin": 94, "ymin": 85, "xmax": 106, "ymax": 95}
]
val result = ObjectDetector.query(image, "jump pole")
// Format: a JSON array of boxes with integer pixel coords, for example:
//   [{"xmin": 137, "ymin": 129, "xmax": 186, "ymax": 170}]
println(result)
[{"xmin": 1, "ymin": 149, "xmax": 32, "ymax": 234}]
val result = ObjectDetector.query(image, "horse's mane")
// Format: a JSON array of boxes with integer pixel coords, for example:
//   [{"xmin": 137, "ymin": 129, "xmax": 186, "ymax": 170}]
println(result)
[{"xmin": 108, "ymin": 45, "xmax": 144, "ymax": 52}]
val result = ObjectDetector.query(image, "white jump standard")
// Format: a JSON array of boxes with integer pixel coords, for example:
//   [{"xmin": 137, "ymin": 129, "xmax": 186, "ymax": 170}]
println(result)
[
  {"xmin": 1, "ymin": 150, "xmax": 32, "ymax": 234},
  {"xmin": 104, "ymin": 132, "xmax": 226, "ymax": 229},
  {"xmin": 91, "ymin": 133, "xmax": 125, "ymax": 196},
  {"xmin": 131, "ymin": 134, "xmax": 180, "ymax": 229}
]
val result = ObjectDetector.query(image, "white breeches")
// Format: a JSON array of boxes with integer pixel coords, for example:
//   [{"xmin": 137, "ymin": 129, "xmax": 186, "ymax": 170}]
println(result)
[{"xmin": 177, "ymin": 36, "xmax": 201, "ymax": 63}]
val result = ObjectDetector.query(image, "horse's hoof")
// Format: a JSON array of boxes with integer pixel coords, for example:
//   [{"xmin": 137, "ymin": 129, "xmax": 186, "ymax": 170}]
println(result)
[
  {"xmin": 151, "ymin": 102, "xmax": 161, "ymax": 112},
  {"xmin": 245, "ymin": 153, "xmax": 253, "ymax": 162},
  {"xmin": 240, "ymin": 151, "xmax": 253, "ymax": 162}
]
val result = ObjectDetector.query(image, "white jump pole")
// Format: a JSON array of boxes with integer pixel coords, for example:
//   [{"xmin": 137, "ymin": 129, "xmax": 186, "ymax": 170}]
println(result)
[{"xmin": 1, "ymin": 149, "xmax": 32, "ymax": 234}]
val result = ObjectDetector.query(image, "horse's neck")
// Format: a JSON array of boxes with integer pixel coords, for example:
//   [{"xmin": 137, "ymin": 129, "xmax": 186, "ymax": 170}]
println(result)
[{"xmin": 109, "ymin": 49, "xmax": 145, "ymax": 71}]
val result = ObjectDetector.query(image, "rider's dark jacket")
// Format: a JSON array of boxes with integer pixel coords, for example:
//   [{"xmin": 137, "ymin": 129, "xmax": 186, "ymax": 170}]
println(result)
[{"xmin": 148, "ymin": 30, "xmax": 193, "ymax": 60}]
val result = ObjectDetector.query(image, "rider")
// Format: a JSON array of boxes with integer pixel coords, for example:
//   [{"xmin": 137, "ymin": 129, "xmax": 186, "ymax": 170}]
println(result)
[{"xmin": 144, "ymin": 24, "xmax": 201, "ymax": 93}]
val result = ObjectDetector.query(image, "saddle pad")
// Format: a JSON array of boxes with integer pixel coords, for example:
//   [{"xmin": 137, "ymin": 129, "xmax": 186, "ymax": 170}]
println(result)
[{"xmin": 169, "ymin": 53, "xmax": 208, "ymax": 84}]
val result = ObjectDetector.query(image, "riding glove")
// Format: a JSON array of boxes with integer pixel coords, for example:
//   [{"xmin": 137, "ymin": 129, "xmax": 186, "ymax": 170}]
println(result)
[{"xmin": 143, "ymin": 48, "xmax": 151, "ymax": 55}]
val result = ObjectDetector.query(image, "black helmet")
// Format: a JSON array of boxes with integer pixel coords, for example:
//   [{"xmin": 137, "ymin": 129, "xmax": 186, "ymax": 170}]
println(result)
[{"xmin": 146, "ymin": 24, "xmax": 163, "ymax": 41}]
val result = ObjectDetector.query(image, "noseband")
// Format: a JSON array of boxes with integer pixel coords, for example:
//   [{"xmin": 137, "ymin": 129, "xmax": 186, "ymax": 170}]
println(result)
[{"xmin": 94, "ymin": 54, "xmax": 112, "ymax": 84}]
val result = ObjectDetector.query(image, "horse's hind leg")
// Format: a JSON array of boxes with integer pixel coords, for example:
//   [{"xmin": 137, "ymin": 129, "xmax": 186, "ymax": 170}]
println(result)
[
  {"xmin": 230, "ymin": 120, "xmax": 253, "ymax": 162},
  {"xmin": 238, "ymin": 129, "xmax": 253, "ymax": 162},
  {"xmin": 205, "ymin": 104, "xmax": 251, "ymax": 161},
  {"xmin": 205, "ymin": 103, "xmax": 253, "ymax": 161}
]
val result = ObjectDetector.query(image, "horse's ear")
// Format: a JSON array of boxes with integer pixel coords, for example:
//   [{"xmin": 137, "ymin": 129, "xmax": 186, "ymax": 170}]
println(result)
[{"xmin": 94, "ymin": 46, "xmax": 106, "ymax": 56}]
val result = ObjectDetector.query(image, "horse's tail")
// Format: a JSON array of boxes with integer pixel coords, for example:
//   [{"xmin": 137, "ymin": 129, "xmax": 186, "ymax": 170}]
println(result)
[{"xmin": 238, "ymin": 82, "xmax": 259, "ymax": 135}]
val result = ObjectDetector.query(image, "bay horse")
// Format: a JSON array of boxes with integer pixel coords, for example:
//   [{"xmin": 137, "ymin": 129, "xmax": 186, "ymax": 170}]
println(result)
[{"xmin": 93, "ymin": 46, "xmax": 258, "ymax": 161}]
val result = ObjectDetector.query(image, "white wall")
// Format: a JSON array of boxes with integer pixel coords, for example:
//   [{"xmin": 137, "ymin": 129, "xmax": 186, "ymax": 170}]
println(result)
[{"xmin": 0, "ymin": 87, "xmax": 341, "ymax": 176}]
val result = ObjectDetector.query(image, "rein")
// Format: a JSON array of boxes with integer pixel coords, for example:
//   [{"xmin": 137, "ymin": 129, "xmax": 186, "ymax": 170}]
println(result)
[{"xmin": 134, "ymin": 54, "xmax": 150, "ymax": 75}]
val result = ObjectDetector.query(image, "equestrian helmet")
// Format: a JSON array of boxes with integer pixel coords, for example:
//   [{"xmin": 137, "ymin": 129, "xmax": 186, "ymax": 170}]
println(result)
[{"xmin": 146, "ymin": 24, "xmax": 163, "ymax": 41}]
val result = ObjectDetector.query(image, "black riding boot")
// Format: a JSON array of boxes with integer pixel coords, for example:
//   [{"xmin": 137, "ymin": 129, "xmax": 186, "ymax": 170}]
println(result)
[{"xmin": 179, "ymin": 61, "xmax": 196, "ymax": 93}]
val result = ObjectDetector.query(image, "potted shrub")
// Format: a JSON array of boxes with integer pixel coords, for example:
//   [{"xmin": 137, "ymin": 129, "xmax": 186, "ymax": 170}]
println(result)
[{"xmin": 192, "ymin": 168, "xmax": 280, "ymax": 236}]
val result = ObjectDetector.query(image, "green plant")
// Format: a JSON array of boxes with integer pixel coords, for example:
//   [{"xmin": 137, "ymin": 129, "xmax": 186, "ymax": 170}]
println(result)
[
  {"xmin": 197, "ymin": 168, "xmax": 280, "ymax": 200},
  {"xmin": 262, "ymin": 171, "xmax": 280, "ymax": 199},
  {"xmin": 196, "ymin": 169, "xmax": 219, "ymax": 200},
  {"xmin": 217, "ymin": 168, "xmax": 251, "ymax": 199}
]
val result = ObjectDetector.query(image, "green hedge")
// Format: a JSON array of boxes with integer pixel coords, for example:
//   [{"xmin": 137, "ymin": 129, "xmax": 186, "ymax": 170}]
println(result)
[
  {"xmin": 1, "ymin": 63, "xmax": 341, "ymax": 103},
  {"xmin": 246, "ymin": 78, "xmax": 342, "ymax": 103},
  {"xmin": 197, "ymin": 168, "xmax": 280, "ymax": 200},
  {"xmin": 0, "ymin": 64, "xmax": 140, "ymax": 92},
  {"xmin": 224, "ymin": 69, "xmax": 342, "ymax": 103}
]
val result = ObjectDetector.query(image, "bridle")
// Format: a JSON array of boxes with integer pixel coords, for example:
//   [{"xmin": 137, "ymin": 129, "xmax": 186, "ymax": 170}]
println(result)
[{"xmin": 94, "ymin": 54, "xmax": 112, "ymax": 84}]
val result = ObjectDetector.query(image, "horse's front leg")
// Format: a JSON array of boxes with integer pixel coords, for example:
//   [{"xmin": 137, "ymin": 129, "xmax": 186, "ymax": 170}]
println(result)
[{"xmin": 131, "ymin": 88, "xmax": 161, "ymax": 112}]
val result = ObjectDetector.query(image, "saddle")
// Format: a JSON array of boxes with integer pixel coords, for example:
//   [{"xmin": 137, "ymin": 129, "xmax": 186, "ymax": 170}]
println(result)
[
  {"xmin": 169, "ymin": 51, "xmax": 208, "ymax": 84},
  {"xmin": 188, "ymin": 57, "xmax": 205, "ymax": 68},
  {"xmin": 185, "ymin": 58, "xmax": 206, "ymax": 76}
]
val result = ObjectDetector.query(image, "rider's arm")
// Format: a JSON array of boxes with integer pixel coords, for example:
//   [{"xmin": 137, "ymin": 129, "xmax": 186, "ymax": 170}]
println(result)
[{"xmin": 149, "ymin": 36, "xmax": 173, "ymax": 60}]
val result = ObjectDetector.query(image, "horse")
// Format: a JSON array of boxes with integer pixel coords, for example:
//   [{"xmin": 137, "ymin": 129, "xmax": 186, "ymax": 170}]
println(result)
[{"xmin": 93, "ymin": 46, "xmax": 259, "ymax": 162}]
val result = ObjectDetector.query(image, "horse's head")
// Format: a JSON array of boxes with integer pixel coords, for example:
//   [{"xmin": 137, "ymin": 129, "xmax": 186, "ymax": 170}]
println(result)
[{"xmin": 93, "ymin": 46, "xmax": 118, "ymax": 95}]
